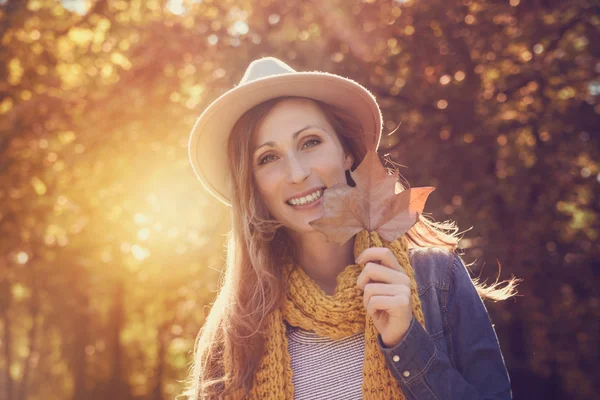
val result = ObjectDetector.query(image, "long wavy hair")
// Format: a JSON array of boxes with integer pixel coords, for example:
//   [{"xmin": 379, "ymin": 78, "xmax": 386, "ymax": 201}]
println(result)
[{"xmin": 183, "ymin": 96, "xmax": 520, "ymax": 399}]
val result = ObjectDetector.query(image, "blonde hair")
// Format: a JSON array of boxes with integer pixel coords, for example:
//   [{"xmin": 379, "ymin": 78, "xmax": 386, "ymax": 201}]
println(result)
[{"xmin": 182, "ymin": 96, "xmax": 519, "ymax": 399}]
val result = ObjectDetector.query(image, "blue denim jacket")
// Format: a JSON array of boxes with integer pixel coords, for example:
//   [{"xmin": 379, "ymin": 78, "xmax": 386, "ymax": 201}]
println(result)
[{"xmin": 376, "ymin": 247, "xmax": 512, "ymax": 399}]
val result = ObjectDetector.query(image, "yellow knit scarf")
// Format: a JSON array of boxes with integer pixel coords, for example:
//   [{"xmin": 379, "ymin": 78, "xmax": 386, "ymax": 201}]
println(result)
[{"xmin": 229, "ymin": 230, "xmax": 426, "ymax": 399}]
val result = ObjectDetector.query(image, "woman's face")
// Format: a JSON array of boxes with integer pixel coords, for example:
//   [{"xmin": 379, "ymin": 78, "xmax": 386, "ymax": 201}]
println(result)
[{"xmin": 251, "ymin": 98, "xmax": 353, "ymax": 234}]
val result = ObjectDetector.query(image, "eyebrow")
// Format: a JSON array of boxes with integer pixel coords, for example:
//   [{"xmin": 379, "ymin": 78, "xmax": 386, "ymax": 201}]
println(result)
[{"xmin": 253, "ymin": 125, "xmax": 319, "ymax": 153}]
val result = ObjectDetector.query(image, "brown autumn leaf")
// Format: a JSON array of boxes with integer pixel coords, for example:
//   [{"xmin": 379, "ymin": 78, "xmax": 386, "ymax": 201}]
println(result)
[{"xmin": 309, "ymin": 150, "xmax": 435, "ymax": 244}]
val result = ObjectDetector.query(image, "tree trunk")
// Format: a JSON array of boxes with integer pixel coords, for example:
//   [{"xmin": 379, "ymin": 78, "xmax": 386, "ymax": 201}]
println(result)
[
  {"xmin": 16, "ymin": 288, "xmax": 40, "ymax": 400},
  {"xmin": 1, "ymin": 272, "xmax": 14, "ymax": 400},
  {"xmin": 71, "ymin": 293, "xmax": 89, "ymax": 400},
  {"xmin": 107, "ymin": 281, "xmax": 129, "ymax": 400},
  {"xmin": 1, "ymin": 310, "xmax": 13, "ymax": 400},
  {"xmin": 151, "ymin": 321, "xmax": 169, "ymax": 400}
]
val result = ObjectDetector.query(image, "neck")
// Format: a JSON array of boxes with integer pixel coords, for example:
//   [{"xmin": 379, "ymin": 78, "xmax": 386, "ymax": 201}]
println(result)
[{"xmin": 287, "ymin": 229, "xmax": 356, "ymax": 296}]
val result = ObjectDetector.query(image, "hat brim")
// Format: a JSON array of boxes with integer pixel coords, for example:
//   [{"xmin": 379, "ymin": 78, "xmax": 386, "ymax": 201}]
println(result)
[{"xmin": 188, "ymin": 71, "xmax": 383, "ymax": 206}]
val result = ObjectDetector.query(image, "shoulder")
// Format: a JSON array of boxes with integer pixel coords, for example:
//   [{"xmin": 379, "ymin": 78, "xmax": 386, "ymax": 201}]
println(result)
[{"xmin": 408, "ymin": 246, "xmax": 460, "ymax": 294}]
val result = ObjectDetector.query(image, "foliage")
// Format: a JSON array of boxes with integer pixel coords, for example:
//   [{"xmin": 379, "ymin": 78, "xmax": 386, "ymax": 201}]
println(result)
[
  {"xmin": 0, "ymin": 0, "xmax": 598, "ymax": 399},
  {"xmin": 309, "ymin": 150, "xmax": 435, "ymax": 244}
]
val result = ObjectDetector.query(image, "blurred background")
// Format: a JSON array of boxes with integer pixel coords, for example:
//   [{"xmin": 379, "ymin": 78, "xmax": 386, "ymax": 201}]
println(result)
[{"xmin": 0, "ymin": 0, "xmax": 598, "ymax": 399}]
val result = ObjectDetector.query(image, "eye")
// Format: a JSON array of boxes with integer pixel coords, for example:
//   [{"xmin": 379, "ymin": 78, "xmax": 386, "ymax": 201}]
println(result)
[
  {"xmin": 257, "ymin": 137, "xmax": 322, "ymax": 165},
  {"xmin": 258, "ymin": 153, "xmax": 277, "ymax": 165},
  {"xmin": 302, "ymin": 137, "xmax": 322, "ymax": 149}
]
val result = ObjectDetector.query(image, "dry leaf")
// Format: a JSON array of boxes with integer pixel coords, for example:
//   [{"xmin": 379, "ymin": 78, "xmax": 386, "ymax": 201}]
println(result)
[{"xmin": 309, "ymin": 150, "xmax": 435, "ymax": 244}]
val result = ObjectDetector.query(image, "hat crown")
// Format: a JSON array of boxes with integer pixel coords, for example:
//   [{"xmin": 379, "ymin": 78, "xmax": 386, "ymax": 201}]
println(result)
[{"xmin": 240, "ymin": 57, "xmax": 296, "ymax": 84}]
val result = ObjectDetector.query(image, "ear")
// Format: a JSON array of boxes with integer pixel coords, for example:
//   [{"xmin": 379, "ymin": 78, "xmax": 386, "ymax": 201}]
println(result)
[{"xmin": 343, "ymin": 152, "xmax": 354, "ymax": 171}]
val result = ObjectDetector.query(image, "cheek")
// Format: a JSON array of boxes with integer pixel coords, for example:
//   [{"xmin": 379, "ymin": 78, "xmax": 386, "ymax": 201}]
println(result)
[
  {"xmin": 254, "ymin": 168, "xmax": 284, "ymax": 204},
  {"xmin": 311, "ymin": 151, "xmax": 347, "ymax": 176}
]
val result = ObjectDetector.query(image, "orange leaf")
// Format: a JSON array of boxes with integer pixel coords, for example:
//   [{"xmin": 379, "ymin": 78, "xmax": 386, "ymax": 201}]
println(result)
[
  {"xmin": 377, "ymin": 186, "xmax": 436, "ymax": 242},
  {"xmin": 309, "ymin": 150, "xmax": 435, "ymax": 244}
]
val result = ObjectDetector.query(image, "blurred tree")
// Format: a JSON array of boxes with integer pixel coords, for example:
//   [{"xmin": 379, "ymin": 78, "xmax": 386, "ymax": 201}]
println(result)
[{"xmin": 0, "ymin": 0, "xmax": 597, "ymax": 399}]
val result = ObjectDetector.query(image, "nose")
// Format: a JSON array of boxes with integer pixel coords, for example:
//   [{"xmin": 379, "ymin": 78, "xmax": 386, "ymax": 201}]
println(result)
[{"xmin": 285, "ymin": 154, "xmax": 310, "ymax": 184}]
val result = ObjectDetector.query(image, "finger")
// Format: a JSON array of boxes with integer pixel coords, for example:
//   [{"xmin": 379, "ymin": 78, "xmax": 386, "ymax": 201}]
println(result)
[
  {"xmin": 362, "ymin": 283, "xmax": 408, "ymax": 310},
  {"xmin": 356, "ymin": 262, "xmax": 410, "ymax": 289},
  {"xmin": 356, "ymin": 247, "xmax": 407, "ymax": 274},
  {"xmin": 366, "ymin": 295, "xmax": 410, "ymax": 316}
]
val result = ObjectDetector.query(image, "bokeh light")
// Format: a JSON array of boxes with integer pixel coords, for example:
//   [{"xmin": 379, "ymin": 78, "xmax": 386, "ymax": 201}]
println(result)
[{"xmin": 0, "ymin": 0, "xmax": 597, "ymax": 399}]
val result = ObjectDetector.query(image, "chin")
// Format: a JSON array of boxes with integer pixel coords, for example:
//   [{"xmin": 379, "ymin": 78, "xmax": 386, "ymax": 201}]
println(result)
[
  {"xmin": 281, "ymin": 219, "xmax": 318, "ymax": 235},
  {"xmin": 277, "ymin": 208, "xmax": 324, "ymax": 235},
  {"xmin": 299, "ymin": 220, "xmax": 324, "ymax": 234}
]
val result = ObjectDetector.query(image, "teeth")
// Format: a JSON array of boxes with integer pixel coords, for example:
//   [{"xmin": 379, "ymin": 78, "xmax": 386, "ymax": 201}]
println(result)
[{"xmin": 288, "ymin": 189, "xmax": 323, "ymax": 206}]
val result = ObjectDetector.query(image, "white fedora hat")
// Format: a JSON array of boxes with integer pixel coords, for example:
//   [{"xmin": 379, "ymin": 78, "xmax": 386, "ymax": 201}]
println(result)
[{"xmin": 188, "ymin": 56, "xmax": 383, "ymax": 206}]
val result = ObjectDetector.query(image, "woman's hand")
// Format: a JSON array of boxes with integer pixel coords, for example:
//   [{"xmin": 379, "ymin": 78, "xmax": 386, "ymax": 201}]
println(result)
[{"xmin": 355, "ymin": 247, "xmax": 413, "ymax": 348}]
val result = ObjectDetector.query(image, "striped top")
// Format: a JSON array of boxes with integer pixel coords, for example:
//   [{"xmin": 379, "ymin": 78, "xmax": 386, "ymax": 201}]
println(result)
[{"xmin": 286, "ymin": 322, "xmax": 365, "ymax": 399}]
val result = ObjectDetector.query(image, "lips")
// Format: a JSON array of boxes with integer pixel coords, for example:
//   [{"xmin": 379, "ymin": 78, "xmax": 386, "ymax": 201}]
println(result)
[
  {"xmin": 286, "ymin": 192, "xmax": 324, "ymax": 209},
  {"xmin": 285, "ymin": 186, "xmax": 326, "ymax": 204}
]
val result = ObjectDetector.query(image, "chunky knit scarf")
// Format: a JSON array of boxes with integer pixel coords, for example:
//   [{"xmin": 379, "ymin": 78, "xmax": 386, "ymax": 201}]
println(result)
[{"xmin": 227, "ymin": 230, "xmax": 427, "ymax": 399}]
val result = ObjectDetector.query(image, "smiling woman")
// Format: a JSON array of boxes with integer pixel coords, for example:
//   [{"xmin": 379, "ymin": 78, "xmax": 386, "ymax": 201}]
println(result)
[
  {"xmin": 183, "ymin": 57, "xmax": 519, "ymax": 400},
  {"xmin": 250, "ymin": 98, "xmax": 354, "ymax": 238}
]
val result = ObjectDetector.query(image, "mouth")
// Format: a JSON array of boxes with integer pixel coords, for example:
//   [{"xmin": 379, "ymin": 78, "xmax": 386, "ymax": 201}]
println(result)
[{"xmin": 285, "ymin": 188, "xmax": 325, "ymax": 209}]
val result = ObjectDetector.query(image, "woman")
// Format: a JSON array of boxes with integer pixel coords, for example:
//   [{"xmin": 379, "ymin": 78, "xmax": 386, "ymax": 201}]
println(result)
[{"xmin": 184, "ymin": 57, "xmax": 519, "ymax": 399}]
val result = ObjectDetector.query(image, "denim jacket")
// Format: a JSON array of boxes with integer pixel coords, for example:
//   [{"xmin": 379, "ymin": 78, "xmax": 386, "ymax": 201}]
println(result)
[{"xmin": 376, "ymin": 247, "xmax": 512, "ymax": 399}]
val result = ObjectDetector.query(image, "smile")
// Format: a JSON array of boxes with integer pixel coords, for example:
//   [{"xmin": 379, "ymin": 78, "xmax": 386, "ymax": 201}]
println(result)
[{"xmin": 286, "ymin": 188, "xmax": 324, "ymax": 207}]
